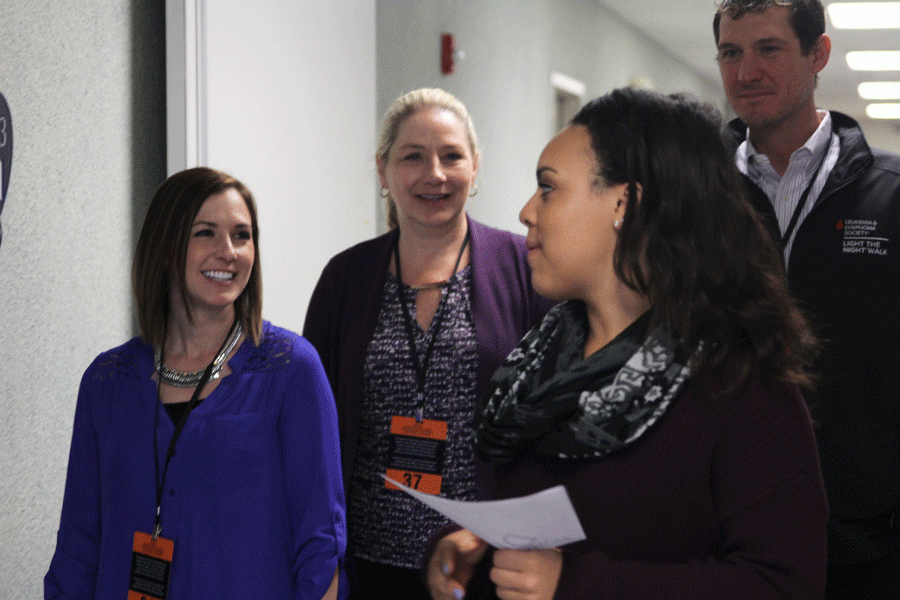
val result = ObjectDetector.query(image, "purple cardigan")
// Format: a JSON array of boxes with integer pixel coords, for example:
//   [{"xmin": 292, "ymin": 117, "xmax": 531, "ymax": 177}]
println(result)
[{"xmin": 302, "ymin": 216, "xmax": 554, "ymax": 498}]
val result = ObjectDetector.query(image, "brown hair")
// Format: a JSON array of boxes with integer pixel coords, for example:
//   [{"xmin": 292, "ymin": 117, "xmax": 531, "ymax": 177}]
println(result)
[
  {"xmin": 713, "ymin": 0, "xmax": 826, "ymax": 55},
  {"xmin": 132, "ymin": 167, "xmax": 263, "ymax": 348}
]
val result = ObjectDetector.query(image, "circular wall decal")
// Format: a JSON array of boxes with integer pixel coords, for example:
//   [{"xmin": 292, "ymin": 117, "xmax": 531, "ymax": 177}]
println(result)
[{"xmin": 0, "ymin": 92, "xmax": 13, "ymax": 248}]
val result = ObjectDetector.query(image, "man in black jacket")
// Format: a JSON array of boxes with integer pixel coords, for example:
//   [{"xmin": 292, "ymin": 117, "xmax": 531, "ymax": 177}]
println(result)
[{"xmin": 714, "ymin": 1, "xmax": 900, "ymax": 597}]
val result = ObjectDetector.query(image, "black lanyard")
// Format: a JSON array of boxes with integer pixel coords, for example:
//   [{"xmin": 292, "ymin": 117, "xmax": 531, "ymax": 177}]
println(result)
[
  {"xmin": 393, "ymin": 229, "xmax": 470, "ymax": 422},
  {"xmin": 151, "ymin": 319, "xmax": 237, "ymax": 538},
  {"xmin": 781, "ymin": 158, "xmax": 825, "ymax": 248}
]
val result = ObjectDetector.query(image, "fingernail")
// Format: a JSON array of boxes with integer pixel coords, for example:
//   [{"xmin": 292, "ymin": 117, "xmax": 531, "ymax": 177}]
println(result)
[
  {"xmin": 443, "ymin": 563, "xmax": 451, "ymax": 575},
  {"xmin": 453, "ymin": 588, "xmax": 464, "ymax": 600}
]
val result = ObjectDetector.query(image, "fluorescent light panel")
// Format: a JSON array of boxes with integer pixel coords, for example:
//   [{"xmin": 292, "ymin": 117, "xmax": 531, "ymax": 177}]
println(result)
[
  {"xmin": 859, "ymin": 82, "xmax": 900, "ymax": 99},
  {"xmin": 828, "ymin": 2, "xmax": 900, "ymax": 28},
  {"xmin": 866, "ymin": 103, "xmax": 900, "ymax": 119},
  {"xmin": 846, "ymin": 51, "xmax": 900, "ymax": 71}
]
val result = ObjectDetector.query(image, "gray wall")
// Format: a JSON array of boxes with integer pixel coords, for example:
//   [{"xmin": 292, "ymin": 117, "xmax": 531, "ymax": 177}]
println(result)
[
  {"xmin": 377, "ymin": 0, "xmax": 725, "ymax": 234},
  {"xmin": 0, "ymin": 1, "xmax": 166, "ymax": 596},
  {"xmin": 863, "ymin": 120, "xmax": 900, "ymax": 154}
]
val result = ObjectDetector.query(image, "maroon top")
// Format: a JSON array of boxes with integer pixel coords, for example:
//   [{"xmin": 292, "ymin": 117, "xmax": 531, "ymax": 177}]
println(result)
[{"xmin": 445, "ymin": 372, "xmax": 828, "ymax": 600}]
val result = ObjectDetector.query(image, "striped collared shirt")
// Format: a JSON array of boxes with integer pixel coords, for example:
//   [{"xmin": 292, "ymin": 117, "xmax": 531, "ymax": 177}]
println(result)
[{"xmin": 735, "ymin": 110, "xmax": 840, "ymax": 262}]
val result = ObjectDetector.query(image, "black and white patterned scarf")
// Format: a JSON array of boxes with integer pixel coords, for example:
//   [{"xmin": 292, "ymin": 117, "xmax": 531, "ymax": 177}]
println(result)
[{"xmin": 473, "ymin": 301, "xmax": 692, "ymax": 463}]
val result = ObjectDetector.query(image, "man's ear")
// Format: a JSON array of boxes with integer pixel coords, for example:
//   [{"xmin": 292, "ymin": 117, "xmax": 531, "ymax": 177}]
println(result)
[{"xmin": 811, "ymin": 33, "xmax": 831, "ymax": 75}]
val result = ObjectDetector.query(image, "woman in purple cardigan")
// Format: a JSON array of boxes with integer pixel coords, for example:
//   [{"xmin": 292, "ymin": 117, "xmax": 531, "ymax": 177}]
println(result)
[
  {"xmin": 303, "ymin": 89, "xmax": 552, "ymax": 600},
  {"xmin": 426, "ymin": 89, "xmax": 828, "ymax": 599}
]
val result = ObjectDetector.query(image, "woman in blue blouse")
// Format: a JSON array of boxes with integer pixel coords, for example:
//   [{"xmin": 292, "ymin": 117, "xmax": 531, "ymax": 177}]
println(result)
[{"xmin": 45, "ymin": 167, "xmax": 346, "ymax": 600}]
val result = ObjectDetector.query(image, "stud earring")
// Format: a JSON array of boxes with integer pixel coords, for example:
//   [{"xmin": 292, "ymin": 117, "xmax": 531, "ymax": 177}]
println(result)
[{"xmin": 613, "ymin": 219, "xmax": 622, "ymax": 230}]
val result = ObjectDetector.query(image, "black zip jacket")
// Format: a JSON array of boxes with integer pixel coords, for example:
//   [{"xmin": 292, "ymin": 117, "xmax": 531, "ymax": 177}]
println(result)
[{"xmin": 729, "ymin": 112, "xmax": 900, "ymax": 564}]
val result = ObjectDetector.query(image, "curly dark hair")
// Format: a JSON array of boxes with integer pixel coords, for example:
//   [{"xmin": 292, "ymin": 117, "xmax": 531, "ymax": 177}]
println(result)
[{"xmin": 571, "ymin": 88, "xmax": 816, "ymax": 390}]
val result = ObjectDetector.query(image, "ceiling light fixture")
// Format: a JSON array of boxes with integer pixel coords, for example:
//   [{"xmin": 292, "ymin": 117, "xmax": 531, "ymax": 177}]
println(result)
[
  {"xmin": 846, "ymin": 51, "xmax": 900, "ymax": 71},
  {"xmin": 828, "ymin": 2, "xmax": 900, "ymax": 28},
  {"xmin": 866, "ymin": 103, "xmax": 900, "ymax": 119},
  {"xmin": 859, "ymin": 82, "xmax": 900, "ymax": 99}
]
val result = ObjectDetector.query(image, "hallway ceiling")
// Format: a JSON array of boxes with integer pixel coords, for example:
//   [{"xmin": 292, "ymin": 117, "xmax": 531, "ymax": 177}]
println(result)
[{"xmin": 595, "ymin": 0, "xmax": 900, "ymax": 125}]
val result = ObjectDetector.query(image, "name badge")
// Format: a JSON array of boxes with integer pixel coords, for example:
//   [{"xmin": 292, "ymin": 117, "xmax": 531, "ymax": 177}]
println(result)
[
  {"xmin": 128, "ymin": 531, "xmax": 174, "ymax": 600},
  {"xmin": 385, "ymin": 415, "xmax": 447, "ymax": 495}
]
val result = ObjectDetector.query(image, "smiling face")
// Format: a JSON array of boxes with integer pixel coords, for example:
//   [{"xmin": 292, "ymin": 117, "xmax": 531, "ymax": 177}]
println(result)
[
  {"xmin": 178, "ymin": 187, "xmax": 255, "ymax": 316},
  {"xmin": 716, "ymin": 5, "xmax": 829, "ymax": 134},
  {"xmin": 519, "ymin": 125, "xmax": 627, "ymax": 303},
  {"xmin": 378, "ymin": 107, "xmax": 479, "ymax": 235}
]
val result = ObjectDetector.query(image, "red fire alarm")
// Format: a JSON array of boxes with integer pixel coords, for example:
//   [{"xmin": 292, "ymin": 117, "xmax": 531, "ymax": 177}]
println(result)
[{"xmin": 441, "ymin": 33, "xmax": 455, "ymax": 75}]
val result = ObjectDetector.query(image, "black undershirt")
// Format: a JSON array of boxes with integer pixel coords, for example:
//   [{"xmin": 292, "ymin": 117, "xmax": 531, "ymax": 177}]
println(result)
[{"xmin": 163, "ymin": 399, "xmax": 203, "ymax": 424}]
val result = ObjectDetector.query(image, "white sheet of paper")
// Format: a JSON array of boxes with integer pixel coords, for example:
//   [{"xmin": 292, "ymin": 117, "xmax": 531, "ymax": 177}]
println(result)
[{"xmin": 384, "ymin": 475, "xmax": 586, "ymax": 549}]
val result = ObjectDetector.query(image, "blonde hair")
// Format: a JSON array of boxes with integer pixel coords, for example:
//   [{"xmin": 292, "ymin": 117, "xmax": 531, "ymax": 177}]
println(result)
[{"xmin": 377, "ymin": 88, "xmax": 479, "ymax": 229}]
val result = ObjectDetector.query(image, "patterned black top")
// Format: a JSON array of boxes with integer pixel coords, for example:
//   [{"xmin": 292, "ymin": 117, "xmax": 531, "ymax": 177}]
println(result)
[{"xmin": 348, "ymin": 266, "xmax": 478, "ymax": 569}]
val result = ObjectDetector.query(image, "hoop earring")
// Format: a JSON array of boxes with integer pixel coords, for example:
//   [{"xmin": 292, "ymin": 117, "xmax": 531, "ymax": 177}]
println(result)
[
  {"xmin": 469, "ymin": 184, "xmax": 478, "ymax": 197},
  {"xmin": 380, "ymin": 187, "xmax": 390, "ymax": 198}
]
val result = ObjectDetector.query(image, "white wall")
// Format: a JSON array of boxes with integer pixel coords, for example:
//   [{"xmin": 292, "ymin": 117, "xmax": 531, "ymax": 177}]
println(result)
[
  {"xmin": 168, "ymin": 0, "xmax": 377, "ymax": 332},
  {"xmin": 863, "ymin": 120, "xmax": 900, "ymax": 155},
  {"xmin": 377, "ymin": 0, "xmax": 725, "ymax": 236}
]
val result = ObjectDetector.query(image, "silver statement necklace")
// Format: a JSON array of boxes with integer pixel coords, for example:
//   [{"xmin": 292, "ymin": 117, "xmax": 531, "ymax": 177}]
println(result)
[{"xmin": 155, "ymin": 320, "xmax": 244, "ymax": 388}]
